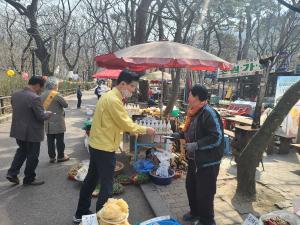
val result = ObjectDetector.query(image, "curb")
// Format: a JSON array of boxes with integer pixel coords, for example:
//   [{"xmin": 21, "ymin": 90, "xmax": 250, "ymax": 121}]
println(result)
[
  {"xmin": 0, "ymin": 114, "xmax": 11, "ymax": 124},
  {"xmin": 140, "ymin": 183, "xmax": 174, "ymax": 218}
]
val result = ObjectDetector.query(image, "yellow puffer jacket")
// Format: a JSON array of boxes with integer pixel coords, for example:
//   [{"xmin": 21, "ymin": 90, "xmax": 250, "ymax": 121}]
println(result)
[{"xmin": 89, "ymin": 87, "xmax": 146, "ymax": 152}]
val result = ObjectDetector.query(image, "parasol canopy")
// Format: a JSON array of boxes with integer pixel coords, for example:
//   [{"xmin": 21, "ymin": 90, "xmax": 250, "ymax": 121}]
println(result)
[
  {"xmin": 141, "ymin": 71, "xmax": 172, "ymax": 81},
  {"xmin": 92, "ymin": 69, "xmax": 122, "ymax": 79},
  {"xmin": 95, "ymin": 41, "xmax": 232, "ymax": 71}
]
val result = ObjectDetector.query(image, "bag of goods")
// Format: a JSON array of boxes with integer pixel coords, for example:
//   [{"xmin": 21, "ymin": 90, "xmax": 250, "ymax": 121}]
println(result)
[
  {"xmin": 67, "ymin": 163, "xmax": 82, "ymax": 180},
  {"xmin": 75, "ymin": 164, "xmax": 89, "ymax": 182},
  {"xmin": 259, "ymin": 210, "xmax": 300, "ymax": 225},
  {"xmin": 98, "ymin": 198, "xmax": 130, "ymax": 225}
]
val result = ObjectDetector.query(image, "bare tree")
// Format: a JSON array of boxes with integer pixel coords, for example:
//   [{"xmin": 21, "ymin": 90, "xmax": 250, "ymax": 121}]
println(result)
[{"xmin": 237, "ymin": 0, "xmax": 300, "ymax": 197}]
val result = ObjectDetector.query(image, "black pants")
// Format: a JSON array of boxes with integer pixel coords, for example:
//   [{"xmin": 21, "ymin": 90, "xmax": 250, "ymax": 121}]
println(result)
[
  {"xmin": 75, "ymin": 146, "xmax": 116, "ymax": 217},
  {"xmin": 7, "ymin": 139, "xmax": 41, "ymax": 183},
  {"xmin": 47, "ymin": 133, "xmax": 65, "ymax": 159},
  {"xmin": 186, "ymin": 161, "xmax": 220, "ymax": 225},
  {"xmin": 77, "ymin": 96, "xmax": 82, "ymax": 108}
]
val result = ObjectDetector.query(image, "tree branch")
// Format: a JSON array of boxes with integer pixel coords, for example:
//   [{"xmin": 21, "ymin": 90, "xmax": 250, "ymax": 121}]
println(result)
[
  {"xmin": 277, "ymin": 0, "xmax": 300, "ymax": 13},
  {"xmin": 3, "ymin": 0, "xmax": 27, "ymax": 15}
]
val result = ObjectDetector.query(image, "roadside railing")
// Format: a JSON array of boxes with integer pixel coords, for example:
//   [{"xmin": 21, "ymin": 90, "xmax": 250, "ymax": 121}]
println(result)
[
  {"xmin": 0, "ymin": 83, "xmax": 96, "ymax": 117},
  {"xmin": 60, "ymin": 88, "xmax": 77, "ymax": 96},
  {"xmin": 0, "ymin": 96, "xmax": 12, "ymax": 115}
]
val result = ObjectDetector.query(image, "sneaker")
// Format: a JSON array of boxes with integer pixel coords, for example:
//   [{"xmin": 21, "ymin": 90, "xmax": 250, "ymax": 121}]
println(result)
[
  {"xmin": 73, "ymin": 211, "xmax": 93, "ymax": 224},
  {"xmin": 183, "ymin": 212, "xmax": 196, "ymax": 222},
  {"xmin": 57, "ymin": 155, "xmax": 70, "ymax": 163},
  {"xmin": 73, "ymin": 215, "xmax": 82, "ymax": 223},
  {"xmin": 49, "ymin": 158, "xmax": 56, "ymax": 163},
  {"xmin": 23, "ymin": 179, "xmax": 45, "ymax": 186},
  {"xmin": 6, "ymin": 175, "xmax": 20, "ymax": 185}
]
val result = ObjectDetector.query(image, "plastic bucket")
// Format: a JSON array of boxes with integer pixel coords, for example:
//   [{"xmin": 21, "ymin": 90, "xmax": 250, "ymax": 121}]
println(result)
[{"xmin": 149, "ymin": 169, "xmax": 175, "ymax": 185}]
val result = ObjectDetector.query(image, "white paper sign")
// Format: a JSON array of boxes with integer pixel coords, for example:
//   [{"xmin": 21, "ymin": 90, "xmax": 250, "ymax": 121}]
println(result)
[
  {"xmin": 82, "ymin": 214, "xmax": 98, "ymax": 225},
  {"xmin": 242, "ymin": 214, "xmax": 259, "ymax": 225}
]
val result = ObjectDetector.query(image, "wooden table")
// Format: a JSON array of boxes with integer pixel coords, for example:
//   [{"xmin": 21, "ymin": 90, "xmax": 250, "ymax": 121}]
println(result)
[
  {"xmin": 290, "ymin": 143, "xmax": 300, "ymax": 154},
  {"xmin": 225, "ymin": 115, "xmax": 253, "ymax": 126},
  {"xmin": 274, "ymin": 133, "xmax": 295, "ymax": 154}
]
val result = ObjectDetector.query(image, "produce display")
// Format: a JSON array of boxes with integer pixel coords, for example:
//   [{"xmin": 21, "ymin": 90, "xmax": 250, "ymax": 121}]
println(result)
[
  {"xmin": 92, "ymin": 183, "xmax": 125, "ymax": 197},
  {"xmin": 130, "ymin": 173, "xmax": 150, "ymax": 185},
  {"xmin": 263, "ymin": 217, "xmax": 291, "ymax": 225},
  {"xmin": 142, "ymin": 107, "xmax": 162, "ymax": 117},
  {"xmin": 115, "ymin": 175, "xmax": 131, "ymax": 185},
  {"xmin": 67, "ymin": 161, "xmax": 124, "ymax": 182}
]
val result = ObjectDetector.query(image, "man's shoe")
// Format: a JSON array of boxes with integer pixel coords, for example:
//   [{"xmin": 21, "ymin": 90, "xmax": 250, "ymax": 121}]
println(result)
[
  {"xmin": 73, "ymin": 211, "xmax": 93, "ymax": 224},
  {"xmin": 49, "ymin": 158, "xmax": 56, "ymax": 163},
  {"xmin": 23, "ymin": 179, "xmax": 45, "ymax": 186},
  {"xmin": 6, "ymin": 175, "xmax": 19, "ymax": 185},
  {"xmin": 192, "ymin": 220, "xmax": 204, "ymax": 225},
  {"xmin": 57, "ymin": 155, "xmax": 70, "ymax": 163},
  {"xmin": 73, "ymin": 215, "xmax": 82, "ymax": 223}
]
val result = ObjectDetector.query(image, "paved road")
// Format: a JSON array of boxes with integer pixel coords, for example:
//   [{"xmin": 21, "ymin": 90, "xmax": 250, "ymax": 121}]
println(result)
[{"xmin": 0, "ymin": 90, "xmax": 154, "ymax": 225}]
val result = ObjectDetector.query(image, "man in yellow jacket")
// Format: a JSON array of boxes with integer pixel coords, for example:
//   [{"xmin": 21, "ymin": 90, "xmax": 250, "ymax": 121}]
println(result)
[{"xmin": 73, "ymin": 70, "xmax": 155, "ymax": 223}]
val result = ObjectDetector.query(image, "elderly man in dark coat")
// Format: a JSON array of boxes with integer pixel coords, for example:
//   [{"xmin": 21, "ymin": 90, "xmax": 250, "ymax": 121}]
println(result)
[
  {"xmin": 41, "ymin": 77, "xmax": 69, "ymax": 163},
  {"xmin": 6, "ymin": 76, "xmax": 52, "ymax": 186}
]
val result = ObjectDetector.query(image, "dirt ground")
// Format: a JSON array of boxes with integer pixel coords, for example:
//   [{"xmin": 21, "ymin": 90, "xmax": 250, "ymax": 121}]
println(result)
[{"xmin": 217, "ymin": 178, "xmax": 286, "ymax": 217}]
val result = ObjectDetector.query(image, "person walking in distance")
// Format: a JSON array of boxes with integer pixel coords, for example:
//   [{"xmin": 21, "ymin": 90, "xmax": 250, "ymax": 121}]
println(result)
[
  {"xmin": 73, "ymin": 70, "xmax": 155, "ymax": 223},
  {"xmin": 41, "ymin": 77, "xmax": 69, "ymax": 163},
  {"xmin": 6, "ymin": 76, "xmax": 52, "ymax": 186},
  {"xmin": 77, "ymin": 84, "xmax": 82, "ymax": 109}
]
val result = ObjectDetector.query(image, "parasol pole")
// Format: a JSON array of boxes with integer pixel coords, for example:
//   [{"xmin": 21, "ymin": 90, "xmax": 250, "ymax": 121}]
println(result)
[{"xmin": 160, "ymin": 69, "xmax": 164, "ymax": 119}]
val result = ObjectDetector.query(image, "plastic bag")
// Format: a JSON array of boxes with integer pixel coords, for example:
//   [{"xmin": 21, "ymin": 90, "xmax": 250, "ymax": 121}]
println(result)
[
  {"xmin": 140, "ymin": 216, "xmax": 181, "ymax": 225},
  {"xmin": 133, "ymin": 159, "xmax": 154, "ymax": 173},
  {"xmin": 259, "ymin": 210, "xmax": 300, "ymax": 225},
  {"xmin": 156, "ymin": 161, "xmax": 169, "ymax": 178},
  {"xmin": 154, "ymin": 151, "xmax": 174, "ymax": 178},
  {"xmin": 154, "ymin": 151, "xmax": 173, "ymax": 162}
]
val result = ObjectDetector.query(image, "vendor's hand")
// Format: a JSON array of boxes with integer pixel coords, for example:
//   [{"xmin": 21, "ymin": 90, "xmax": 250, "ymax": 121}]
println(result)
[
  {"xmin": 185, "ymin": 142, "xmax": 198, "ymax": 159},
  {"xmin": 171, "ymin": 132, "xmax": 181, "ymax": 139},
  {"xmin": 44, "ymin": 111, "xmax": 53, "ymax": 119},
  {"xmin": 146, "ymin": 127, "xmax": 156, "ymax": 136}
]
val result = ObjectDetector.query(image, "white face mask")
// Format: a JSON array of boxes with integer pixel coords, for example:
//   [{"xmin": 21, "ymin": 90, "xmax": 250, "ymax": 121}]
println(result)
[{"xmin": 121, "ymin": 89, "xmax": 132, "ymax": 98}]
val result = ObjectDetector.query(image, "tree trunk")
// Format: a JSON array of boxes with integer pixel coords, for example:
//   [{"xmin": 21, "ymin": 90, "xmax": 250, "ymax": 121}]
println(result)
[
  {"xmin": 252, "ymin": 61, "xmax": 273, "ymax": 128},
  {"xmin": 21, "ymin": 37, "xmax": 33, "ymax": 72},
  {"xmin": 237, "ymin": 16, "xmax": 244, "ymax": 61},
  {"xmin": 138, "ymin": 80, "xmax": 149, "ymax": 102},
  {"xmin": 241, "ymin": 6, "xmax": 252, "ymax": 60},
  {"xmin": 164, "ymin": 69, "xmax": 180, "ymax": 116},
  {"xmin": 135, "ymin": 0, "xmax": 154, "ymax": 44},
  {"xmin": 237, "ymin": 79, "xmax": 300, "ymax": 197},
  {"xmin": 26, "ymin": 1, "xmax": 52, "ymax": 76}
]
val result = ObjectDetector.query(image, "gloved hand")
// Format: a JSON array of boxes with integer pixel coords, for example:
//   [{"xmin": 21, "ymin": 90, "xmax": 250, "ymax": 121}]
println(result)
[
  {"xmin": 171, "ymin": 132, "xmax": 181, "ymax": 139},
  {"xmin": 185, "ymin": 142, "xmax": 198, "ymax": 160}
]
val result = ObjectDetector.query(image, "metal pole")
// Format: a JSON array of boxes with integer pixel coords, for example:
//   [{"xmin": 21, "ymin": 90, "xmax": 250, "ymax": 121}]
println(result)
[{"xmin": 160, "ymin": 70, "xmax": 164, "ymax": 118}]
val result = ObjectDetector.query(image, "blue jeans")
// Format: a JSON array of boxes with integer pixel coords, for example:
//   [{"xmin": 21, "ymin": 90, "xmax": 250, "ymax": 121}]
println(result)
[{"xmin": 75, "ymin": 147, "xmax": 116, "ymax": 217}]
